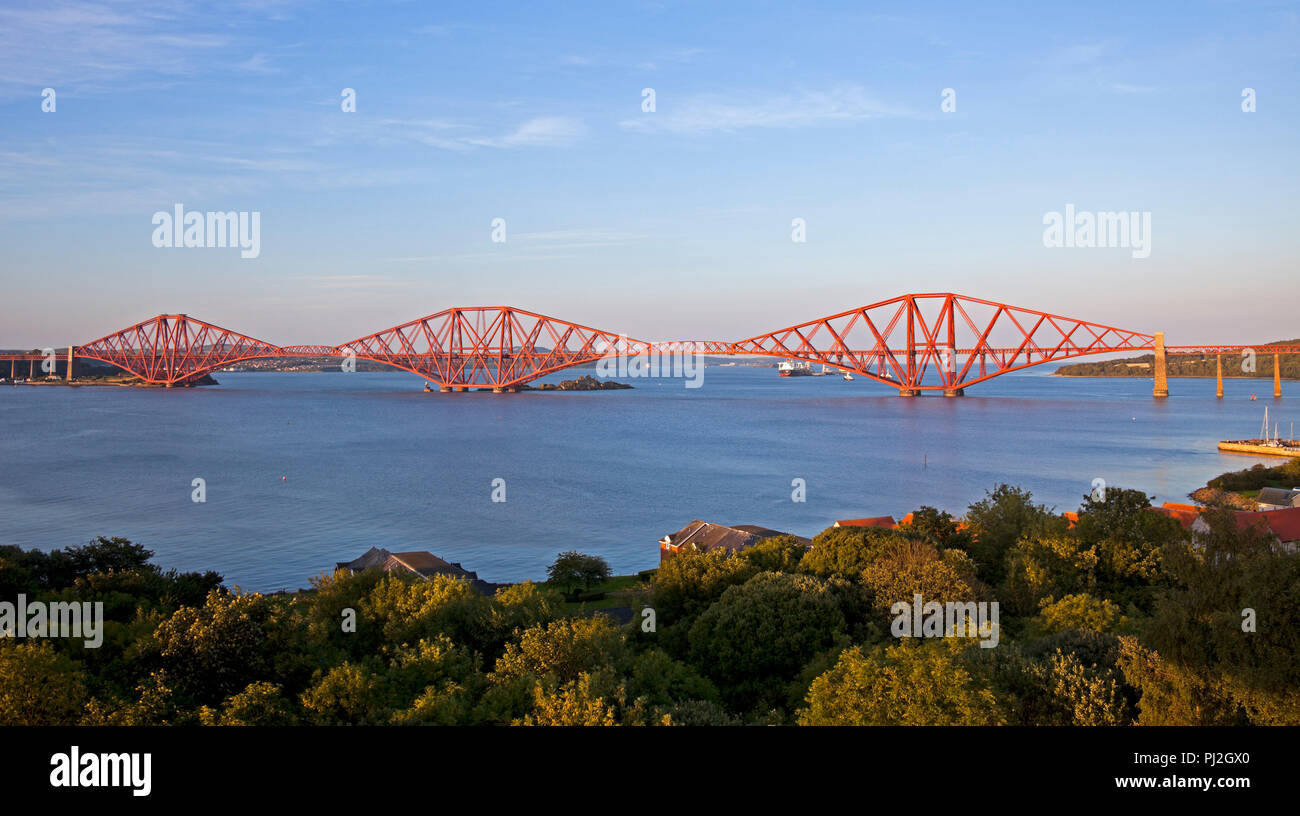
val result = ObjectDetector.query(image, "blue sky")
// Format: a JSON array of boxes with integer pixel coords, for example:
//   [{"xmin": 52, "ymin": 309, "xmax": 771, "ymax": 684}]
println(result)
[{"xmin": 1, "ymin": 0, "xmax": 1297, "ymax": 348}]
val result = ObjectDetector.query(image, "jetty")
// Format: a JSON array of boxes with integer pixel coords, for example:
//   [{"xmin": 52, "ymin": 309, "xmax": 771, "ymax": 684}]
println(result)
[{"xmin": 1219, "ymin": 406, "xmax": 1300, "ymax": 457}]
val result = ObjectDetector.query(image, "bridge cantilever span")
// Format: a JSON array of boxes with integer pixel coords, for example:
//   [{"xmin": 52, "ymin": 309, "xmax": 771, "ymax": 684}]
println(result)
[
  {"xmin": 75, "ymin": 315, "xmax": 282, "ymax": 387},
  {"xmin": 729, "ymin": 293, "xmax": 1155, "ymax": 395},
  {"xmin": 44, "ymin": 293, "xmax": 1290, "ymax": 396}
]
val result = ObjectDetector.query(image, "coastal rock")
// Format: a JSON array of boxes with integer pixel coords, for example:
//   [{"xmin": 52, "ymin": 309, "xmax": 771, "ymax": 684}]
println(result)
[{"xmin": 524, "ymin": 374, "xmax": 632, "ymax": 392}]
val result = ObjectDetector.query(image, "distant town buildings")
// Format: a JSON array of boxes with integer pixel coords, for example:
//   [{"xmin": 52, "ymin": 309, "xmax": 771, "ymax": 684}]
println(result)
[{"xmin": 660, "ymin": 499, "xmax": 1300, "ymax": 564}]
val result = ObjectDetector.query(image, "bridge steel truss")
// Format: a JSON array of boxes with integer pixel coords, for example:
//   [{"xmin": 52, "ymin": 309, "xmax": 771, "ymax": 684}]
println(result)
[
  {"xmin": 59, "ymin": 294, "xmax": 1293, "ymax": 392},
  {"xmin": 730, "ymin": 293, "xmax": 1157, "ymax": 393}
]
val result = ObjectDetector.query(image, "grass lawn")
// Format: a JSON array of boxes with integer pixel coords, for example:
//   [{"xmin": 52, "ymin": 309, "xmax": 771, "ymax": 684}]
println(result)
[{"xmin": 540, "ymin": 573, "xmax": 652, "ymax": 612}]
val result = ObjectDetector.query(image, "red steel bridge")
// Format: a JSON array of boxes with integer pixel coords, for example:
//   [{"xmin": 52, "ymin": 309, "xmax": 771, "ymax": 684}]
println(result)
[{"xmin": 2, "ymin": 293, "xmax": 1295, "ymax": 397}]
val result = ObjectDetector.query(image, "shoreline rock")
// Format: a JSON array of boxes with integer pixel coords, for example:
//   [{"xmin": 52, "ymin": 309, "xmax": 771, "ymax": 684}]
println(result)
[{"xmin": 522, "ymin": 374, "xmax": 632, "ymax": 392}]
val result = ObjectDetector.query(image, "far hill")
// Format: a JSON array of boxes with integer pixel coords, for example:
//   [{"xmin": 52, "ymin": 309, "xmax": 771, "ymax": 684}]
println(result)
[{"xmin": 1054, "ymin": 339, "xmax": 1300, "ymax": 379}]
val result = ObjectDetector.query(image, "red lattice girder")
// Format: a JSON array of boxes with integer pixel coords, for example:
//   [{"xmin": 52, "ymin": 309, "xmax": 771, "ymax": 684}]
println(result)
[
  {"xmin": 77, "ymin": 315, "xmax": 283, "ymax": 386},
  {"xmin": 731, "ymin": 293, "xmax": 1157, "ymax": 390},
  {"xmin": 338, "ymin": 307, "xmax": 668, "ymax": 388},
  {"xmin": 71, "ymin": 295, "xmax": 1268, "ymax": 391}
]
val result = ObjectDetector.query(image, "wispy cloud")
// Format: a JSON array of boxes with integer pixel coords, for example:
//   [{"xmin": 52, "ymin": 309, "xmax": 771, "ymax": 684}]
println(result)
[
  {"xmin": 236, "ymin": 52, "xmax": 277, "ymax": 74},
  {"xmin": 468, "ymin": 116, "xmax": 588, "ymax": 148},
  {"xmin": 0, "ymin": 1, "xmax": 238, "ymax": 98},
  {"xmin": 619, "ymin": 84, "xmax": 902, "ymax": 134}
]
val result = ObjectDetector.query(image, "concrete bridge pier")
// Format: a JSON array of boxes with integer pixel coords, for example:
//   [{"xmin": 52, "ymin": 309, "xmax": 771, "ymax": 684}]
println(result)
[
  {"xmin": 943, "ymin": 388, "xmax": 964, "ymax": 397},
  {"xmin": 439, "ymin": 385, "xmax": 452, "ymax": 393},
  {"xmin": 1216, "ymin": 354, "xmax": 1223, "ymax": 398},
  {"xmin": 455, "ymin": 386, "xmax": 469, "ymax": 392},
  {"xmin": 1152, "ymin": 331, "xmax": 1168, "ymax": 398},
  {"xmin": 898, "ymin": 388, "xmax": 921, "ymax": 397},
  {"xmin": 491, "ymin": 386, "xmax": 517, "ymax": 393},
  {"xmin": 1275, "ymin": 353, "xmax": 1282, "ymax": 398}
]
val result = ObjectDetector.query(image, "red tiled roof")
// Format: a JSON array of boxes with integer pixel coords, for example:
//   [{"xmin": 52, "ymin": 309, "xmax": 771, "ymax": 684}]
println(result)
[
  {"xmin": 1233, "ymin": 506, "xmax": 1300, "ymax": 543},
  {"xmin": 1149, "ymin": 503, "xmax": 1202, "ymax": 530},
  {"xmin": 833, "ymin": 516, "xmax": 897, "ymax": 529}
]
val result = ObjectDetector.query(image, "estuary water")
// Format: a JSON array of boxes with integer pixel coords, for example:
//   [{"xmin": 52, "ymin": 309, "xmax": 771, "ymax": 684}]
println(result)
[{"xmin": 0, "ymin": 367, "xmax": 1289, "ymax": 590}]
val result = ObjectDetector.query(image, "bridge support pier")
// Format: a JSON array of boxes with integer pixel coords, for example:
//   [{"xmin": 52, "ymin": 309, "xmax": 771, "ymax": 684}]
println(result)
[
  {"xmin": 898, "ymin": 388, "xmax": 921, "ymax": 397},
  {"xmin": 943, "ymin": 388, "xmax": 964, "ymax": 397},
  {"xmin": 1152, "ymin": 331, "xmax": 1168, "ymax": 398},
  {"xmin": 1216, "ymin": 354, "xmax": 1223, "ymax": 398},
  {"xmin": 439, "ymin": 386, "xmax": 452, "ymax": 393},
  {"xmin": 1275, "ymin": 353, "xmax": 1282, "ymax": 398},
  {"xmin": 67, "ymin": 346, "xmax": 75, "ymax": 382},
  {"xmin": 455, "ymin": 387, "xmax": 469, "ymax": 392},
  {"xmin": 491, "ymin": 386, "xmax": 517, "ymax": 393}
]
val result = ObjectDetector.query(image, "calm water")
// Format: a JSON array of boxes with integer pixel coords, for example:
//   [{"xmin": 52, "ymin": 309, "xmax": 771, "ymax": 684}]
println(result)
[{"xmin": 0, "ymin": 367, "xmax": 1289, "ymax": 590}]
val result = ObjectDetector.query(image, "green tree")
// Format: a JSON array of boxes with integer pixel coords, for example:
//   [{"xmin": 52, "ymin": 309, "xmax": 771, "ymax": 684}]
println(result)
[
  {"xmin": 1074, "ymin": 487, "xmax": 1181, "ymax": 598},
  {"xmin": 491, "ymin": 615, "xmax": 627, "ymax": 685},
  {"xmin": 200, "ymin": 681, "xmax": 299, "ymax": 726},
  {"xmin": 1036, "ymin": 593, "xmax": 1125, "ymax": 634},
  {"xmin": 1116, "ymin": 636, "xmax": 1245, "ymax": 725},
  {"xmin": 515, "ymin": 667, "xmax": 648, "ymax": 726},
  {"xmin": 359, "ymin": 572, "xmax": 488, "ymax": 652},
  {"xmin": 799, "ymin": 640, "xmax": 1002, "ymax": 726},
  {"xmin": 1001, "ymin": 534, "xmax": 1099, "ymax": 616},
  {"xmin": 547, "ymin": 551, "xmax": 610, "ymax": 592},
  {"xmin": 0, "ymin": 641, "xmax": 88, "ymax": 725},
  {"xmin": 965, "ymin": 484, "xmax": 1065, "ymax": 584},
  {"xmin": 799, "ymin": 526, "xmax": 903, "ymax": 578},
  {"xmin": 740, "ymin": 535, "xmax": 808, "ymax": 573},
  {"xmin": 650, "ymin": 547, "xmax": 757, "ymax": 624},
  {"xmin": 860, "ymin": 539, "xmax": 982, "ymax": 614},
  {"xmin": 687, "ymin": 572, "xmax": 853, "ymax": 712},
  {"xmin": 301, "ymin": 662, "xmax": 386, "ymax": 724},
  {"xmin": 900, "ymin": 506, "xmax": 975, "ymax": 551},
  {"xmin": 1142, "ymin": 508, "xmax": 1300, "ymax": 724},
  {"xmin": 148, "ymin": 589, "xmax": 303, "ymax": 706}
]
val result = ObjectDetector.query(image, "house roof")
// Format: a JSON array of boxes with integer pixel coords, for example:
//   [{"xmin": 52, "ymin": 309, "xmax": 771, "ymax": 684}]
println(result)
[
  {"xmin": 661, "ymin": 520, "xmax": 760, "ymax": 554},
  {"xmin": 389, "ymin": 551, "xmax": 460, "ymax": 576},
  {"xmin": 731, "ymin": 525, "xmax": 813, "ymax": 547},
  {"xmin": 661, "ymin": 520, "xmax": 808, "ymax": 554},
  {"xmin": 1232, "ymin": 506, "xmax": 1300, "ymax": 543},
  {"xmin": 833, "ymin": 516, "xmax": 897, "ymax": 529},
  {"xmin": 1150, "ymin": 502, "xmax": 1202, "ymax": 530},
  {"xmin": 1256, "ymin": 487, "xmax": 1300, "ymax": 507},
  {"xmin": 337, "ymin": 547, "xmax": 479, "ymax": 581}
]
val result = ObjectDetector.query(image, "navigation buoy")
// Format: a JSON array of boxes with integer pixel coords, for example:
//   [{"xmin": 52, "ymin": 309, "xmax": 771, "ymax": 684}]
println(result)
[{"xmin": 282, "ymin": 476, "xmax": 287, "ymax": 481}]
